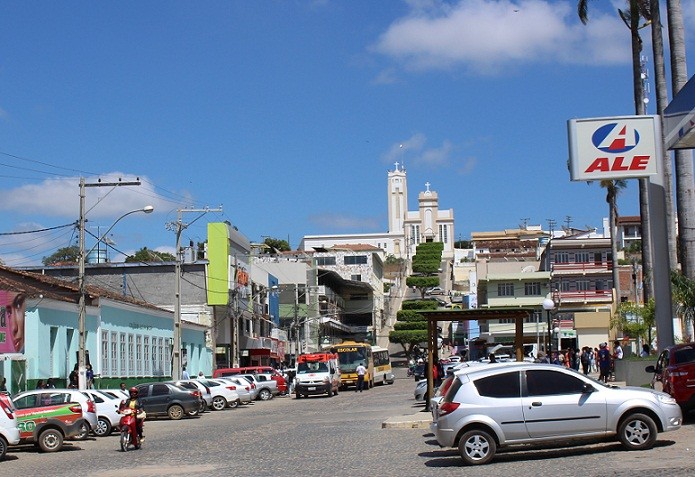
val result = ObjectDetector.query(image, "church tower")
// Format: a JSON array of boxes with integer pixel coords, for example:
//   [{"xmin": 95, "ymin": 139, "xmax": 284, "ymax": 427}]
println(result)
[{"xmin": 387, "ymin": 162, "xmax": 408, "ymax": 235}]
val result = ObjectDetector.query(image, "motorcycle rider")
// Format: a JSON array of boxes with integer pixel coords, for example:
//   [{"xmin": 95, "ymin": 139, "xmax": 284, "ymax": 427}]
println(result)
[{"xmin": 119, "ymin": 386, "xmax": 145, "ymax": 442}]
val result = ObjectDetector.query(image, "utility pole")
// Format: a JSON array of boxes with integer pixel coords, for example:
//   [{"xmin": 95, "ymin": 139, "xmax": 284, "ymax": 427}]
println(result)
[
  {"xmin": 168, "ymin": 206, "xmax": 222, "ymax": 381},
  {"xmin": 78, "ymin": 178, "xmax": 143, "ymax": 390}
]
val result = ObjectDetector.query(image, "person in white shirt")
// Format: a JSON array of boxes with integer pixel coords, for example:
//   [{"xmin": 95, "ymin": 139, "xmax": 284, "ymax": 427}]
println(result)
[{"xmin": 355, "ymin": 362, "xmax": 367, "ymax": 392}]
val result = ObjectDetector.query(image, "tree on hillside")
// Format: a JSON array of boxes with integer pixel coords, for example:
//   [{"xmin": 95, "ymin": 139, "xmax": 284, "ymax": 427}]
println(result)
[
  {"xmin": 389, "ymin": 302, "xmax": 437, "ymax": 359},
  {"xmin": 43, "ymin": 246, "xmax": 79, "ymax": 265},
  {"xmin": 262, "ymin": 237, "xmax": 291, "ymax": 253},
  {"xmin": 126, "ymin": 247, "xmax": 176, "ymax": 263},
  {"xmin": 407, "ymin": 242, "xmax": 444, "ymax": 298}
]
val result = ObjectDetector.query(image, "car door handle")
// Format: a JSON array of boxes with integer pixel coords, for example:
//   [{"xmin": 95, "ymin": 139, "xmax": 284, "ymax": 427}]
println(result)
[{"xmin": 531, "ymin": 402, "xmax": 543, "ymax": 407}]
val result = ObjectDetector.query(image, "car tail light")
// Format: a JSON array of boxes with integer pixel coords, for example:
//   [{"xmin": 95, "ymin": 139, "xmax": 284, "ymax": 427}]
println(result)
[
  {"xmin": 87, "ymin": 400, "xmax": 96, "ymax": 413},
  {"xmin": 69, "ymin": 404, "xmax": 83, "ymax": 414},
  {"xmin": 0, "ymin": 401, "xmax": 14, "ymax": 420},
  {"xmin": 672, "ymin": 370, "xmax": 689, "ymax": 377},
  {"xmin": 245, "ymin": 387, "xmax": 250, "ymax": 392},
  {"xmin": 438, "ymin": 401, "xmax": 460, "ymax": 418},
  {"xmin": 226, "ymin": 385, "xmax": 236, "ymax": 391}
]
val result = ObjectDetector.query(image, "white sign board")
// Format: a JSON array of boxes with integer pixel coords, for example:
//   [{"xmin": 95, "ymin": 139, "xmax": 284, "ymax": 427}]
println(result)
[{"xmin": 568, "ymin": 115, "xmax": 662, "ymax": 181}]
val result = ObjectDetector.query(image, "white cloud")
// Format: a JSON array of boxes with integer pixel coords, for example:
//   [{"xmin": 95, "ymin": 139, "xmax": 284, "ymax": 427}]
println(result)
[
  {"xmin": 0, "ymin": 172, "xmax": 173, "ymax": 219},
  {"xmin": 372, "ymin": 0, "xmax": 630, "ymax": 75},
  {"xmin": 381, "ymin": 133, "xmax": 459, "ymax": 168},
  {"xmin": 458, "ymin": 156, "xmax": 478, "ymax": 174}
]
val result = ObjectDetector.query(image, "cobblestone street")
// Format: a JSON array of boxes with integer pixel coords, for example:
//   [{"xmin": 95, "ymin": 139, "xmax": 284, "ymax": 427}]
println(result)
[{"xmin": 3, "ymin": 370, "xmax": 695, "ymax": 477}]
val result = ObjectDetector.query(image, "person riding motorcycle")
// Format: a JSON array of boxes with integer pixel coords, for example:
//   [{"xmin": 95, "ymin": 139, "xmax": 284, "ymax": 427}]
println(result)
[{"xmin": 119, "ymin": 386, "xmax": 145, "ymax": 442}]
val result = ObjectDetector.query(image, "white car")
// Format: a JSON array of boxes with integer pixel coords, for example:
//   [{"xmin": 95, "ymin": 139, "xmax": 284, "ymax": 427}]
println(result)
[
  {"xmin": 0, "ymin": 394, "xmax": 20, "ymax": 460},
  {"xmin": 215, "ymin": 377, "xmax": 253, "ymax": 404},
  {"xmin": 82, "ymin": 389, "xmax": 122, "ymax": 437},
  {"xmin": 198, "ymin": 379, "xmax": 240, "ymax": 410},
  {"xmin": 12, "ymin": 389, "xmax": 98, "ymax": 441}
]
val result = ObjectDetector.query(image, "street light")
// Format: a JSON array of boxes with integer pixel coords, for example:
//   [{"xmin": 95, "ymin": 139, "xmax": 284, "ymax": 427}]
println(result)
[
  {"xmin": 78, "ymin": 205, "xmax": 154, "ymax": 389},
  {"xmin": 542, "ymin": 297, "xmax": 556, "ymax": 360}
]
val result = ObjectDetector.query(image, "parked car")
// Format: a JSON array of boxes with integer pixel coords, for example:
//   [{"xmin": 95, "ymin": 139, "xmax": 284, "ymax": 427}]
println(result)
[
  {"xmin": 0, "ymin": 394, "xmax": 20, "ymax": 460},
  {"xmin": 82, "ymin": 389, "xmax": 123, "ymax": 437},
  {"xmin": 425, "ymin": 287, "xmax": 445, "ymax": 295},
  {"xmin": 197, "ymin": 379, "xmax": 241, "ymax": 410},
  {"xmin": 12, "ymin": 389, "xmax": 97, "ymax": 441},
  {"xmin": 432, "ymin": 363, "xmax": 682, "ymax": 465},
  {"xmin": 169, "ymin": 380, "xmax": 212, "ymax": 414},
  {"xmin": 646, "ymin": 342, "xmax": 695, "ymax": 413},
  {"xmin": 414, "ymin": 379, "xmax": 428, "ymax": 401},
  {"xmin": 213, "ymin": 366, "xmax": 288, "ymax": 394},
  {"xmin": 135, "ymin": 383, "xmax": 200, "ymax": 420},
  {"xmin": 216, "ymin": 376, "xmax": 255, "ymax": 403},
  {"xmin": 10, "ymin": 393, "xmax": 86, "ymax": 452},
  {"xmin": 237, "ymin": 374, "xmax": 278, "ymax": 401}
]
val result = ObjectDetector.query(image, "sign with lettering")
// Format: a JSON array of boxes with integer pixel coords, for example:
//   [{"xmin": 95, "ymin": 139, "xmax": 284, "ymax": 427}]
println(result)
[{"xmin": 568, "ymin": 115, "xmax": 662, "ymax": 181}]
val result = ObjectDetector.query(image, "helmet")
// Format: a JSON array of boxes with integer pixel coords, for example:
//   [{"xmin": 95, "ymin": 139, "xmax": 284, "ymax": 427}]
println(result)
[{"xmin": 129, "ymin": 386, "xmax": 138, "ymax": 398}]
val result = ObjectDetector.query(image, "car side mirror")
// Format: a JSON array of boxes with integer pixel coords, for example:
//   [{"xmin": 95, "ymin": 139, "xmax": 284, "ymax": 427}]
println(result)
[
  {"xmin": 645, "ymin": 365, "xmax": 656, "ymax": 373},
  {"xmin": 582, "ymin": 383, "xmax": 595, "ymax": 394}
]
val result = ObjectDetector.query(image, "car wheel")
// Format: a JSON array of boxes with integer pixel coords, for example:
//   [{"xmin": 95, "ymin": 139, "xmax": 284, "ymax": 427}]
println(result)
[
  {"xmin": 167, "ymin": 404, "xmax": 184, "ymax": 420},
  {"xmin": 212, "ymin": 396, "xmax": 227, "ymax": 411},
  {"xmin": 38, "ymin": 428, "xmax": 64, "ymax": 453},
  {"xmin": 228, "ymin": 399, "xmax": 239, "ymax": 409},
  {"xmin": 75, "ymin": 422, "xmax": 89, "ymax": 440},
  {"xmin": 458, "ymin": 429, "xmax": 497, "ymax": 465},
  {"xmin": 618, "ymin": 413, "xmax": 658, "ymax": 450},
  {"xmin": 94, "ymin": 417, "xmax": 112, "ymax": 437},
  {"xmin": 0, "ymin": 435, "xmax": 7, "ymax": 461},
  {"xmin": 258, "ymin": 388, "xmax": 272, "ymax": 401}
]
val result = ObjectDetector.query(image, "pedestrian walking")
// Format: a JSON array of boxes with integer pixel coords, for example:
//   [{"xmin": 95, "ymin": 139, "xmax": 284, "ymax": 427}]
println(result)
[
  {"xmin": 68, "ymin": 364, "xmax": 79, "ymax": 388},
  {"xmin": 355, "ymin": 362, "xmax": 366, "ymax": 392},
  {"xmin": 581, "ymin": 347, "xmax": 591, "ymax": 375},
  {"xmin": 182, "ymin": 366, "xmax": 190, "ymax": 380},
  {"xmin": 86, "ymin": 364, "xmax": 94, "ymax": 389},
  {"xmin": 598, "ymin": 342, "xmax": 611, "ymax": 383}
]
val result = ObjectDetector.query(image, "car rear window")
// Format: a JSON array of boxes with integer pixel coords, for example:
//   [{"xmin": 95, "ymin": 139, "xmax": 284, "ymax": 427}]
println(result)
[
  {"xmin": 473, "ymin": 372, "xmax": 521, "ymax": 398},
  {"xmin": 442, "ymin": 377, "xmax": 463, "ymax": 403},
  {"xmin": 674, "ymin": 346, "xmax": 695, "ymax": 365}
]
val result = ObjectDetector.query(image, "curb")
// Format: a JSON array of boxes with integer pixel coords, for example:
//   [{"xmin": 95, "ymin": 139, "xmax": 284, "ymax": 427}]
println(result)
[{"xmin": 382, "ymin": 414, "xmax": 432, "ymax": 429}]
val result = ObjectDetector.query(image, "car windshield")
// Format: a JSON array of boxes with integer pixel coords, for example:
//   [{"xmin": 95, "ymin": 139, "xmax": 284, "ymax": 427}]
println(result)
[{"xmin": 298, "ymin": 362, "xmax": 328, "ymax": 374}]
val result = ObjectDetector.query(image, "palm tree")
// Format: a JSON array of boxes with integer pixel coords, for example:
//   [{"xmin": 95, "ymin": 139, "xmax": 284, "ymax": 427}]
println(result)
[
  {"xmin": 666, "ymin": 0, "xmax": 695, "ymax": 278},
  {"xmin": 601, "ymin": 179, "xmax": 628, "ymax": 301},
  {"xmin": 648, "ymin": 0, "xmax": 678, "ymax": 272},
  {"xmin": 578, "ymin": 1, "xmax": 648, "ymax": 302}
]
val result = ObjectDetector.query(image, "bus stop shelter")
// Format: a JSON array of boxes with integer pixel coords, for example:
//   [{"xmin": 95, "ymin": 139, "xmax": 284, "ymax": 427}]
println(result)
[{"xmin": 417, "ymin": 308, "xmax": 532, "ymax": 401}]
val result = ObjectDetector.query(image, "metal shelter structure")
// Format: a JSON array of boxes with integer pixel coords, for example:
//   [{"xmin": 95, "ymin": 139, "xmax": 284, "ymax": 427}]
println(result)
[{"xmin": 417, "ymin": 309, "xmax": 532, "ymax": 402}]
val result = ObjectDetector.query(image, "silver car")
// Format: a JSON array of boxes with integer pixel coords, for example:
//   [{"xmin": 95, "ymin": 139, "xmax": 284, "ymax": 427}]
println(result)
[{"xmin": 432, "ymin": 363, "xmax": 682, "ymax": 465}]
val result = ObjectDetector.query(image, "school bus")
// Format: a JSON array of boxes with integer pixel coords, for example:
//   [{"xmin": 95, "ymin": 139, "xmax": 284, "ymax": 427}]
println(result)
[
  {"xmin": 332, "ymin": 341, "xmax": 373, "ymax": 390},
  {"xmin": 371, "ymin": 346, "xmax": 395, "ymax": 385}
]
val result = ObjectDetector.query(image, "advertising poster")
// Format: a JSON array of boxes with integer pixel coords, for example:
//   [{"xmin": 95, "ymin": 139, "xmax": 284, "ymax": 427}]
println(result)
[{"xmin": 0, "ymin": 290, "xmax": 26, "ymax": 354}]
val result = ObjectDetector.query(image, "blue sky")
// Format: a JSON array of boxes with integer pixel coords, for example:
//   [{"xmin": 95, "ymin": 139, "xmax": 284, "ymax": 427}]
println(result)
[{"xmin": 1, "ymin": 0, "xmax": 694, "ymax": 266}]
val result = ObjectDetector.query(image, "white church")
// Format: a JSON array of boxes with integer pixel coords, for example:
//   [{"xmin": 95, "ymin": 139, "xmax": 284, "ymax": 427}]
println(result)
[{"xmin": 299, "ymin": 163, "xmax": 455, "ymax": 259}]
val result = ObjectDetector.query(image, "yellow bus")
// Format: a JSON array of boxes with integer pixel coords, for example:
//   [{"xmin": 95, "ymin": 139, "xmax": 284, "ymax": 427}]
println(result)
[
  {"xmin": 371, "ymin": 346, "xmax": 395, "ymax": 385},
  {"xmin": 332, "ymin": 341, "xmax": 373, "ymax": 390}
]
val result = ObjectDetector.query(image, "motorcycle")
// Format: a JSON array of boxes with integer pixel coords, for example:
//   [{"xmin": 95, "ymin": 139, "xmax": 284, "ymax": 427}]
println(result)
[{"xmin": 119, "ymin": 407, "xmax": 145, "ymax": 451}]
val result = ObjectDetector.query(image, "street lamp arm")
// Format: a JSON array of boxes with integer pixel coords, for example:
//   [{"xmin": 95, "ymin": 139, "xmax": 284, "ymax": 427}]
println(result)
[{"xmin": 85, "ymin": 206, "xmax": 154, "ymax": 257}]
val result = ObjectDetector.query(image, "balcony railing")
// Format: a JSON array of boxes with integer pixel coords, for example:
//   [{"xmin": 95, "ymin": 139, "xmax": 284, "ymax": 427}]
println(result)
[{"xmin": 552, "ymin": 261, "xmax": 613, "ymax": 273}]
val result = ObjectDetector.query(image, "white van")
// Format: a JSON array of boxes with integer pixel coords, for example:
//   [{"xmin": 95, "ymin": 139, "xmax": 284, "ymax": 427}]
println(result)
[{"xmin": 294, "ymin": 352, "xmax": 341, "ymax": 398}]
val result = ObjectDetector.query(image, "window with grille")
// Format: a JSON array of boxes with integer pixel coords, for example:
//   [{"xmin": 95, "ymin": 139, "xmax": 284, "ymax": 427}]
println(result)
[
  {"xmin": 136, "ymin": 335, "xmax": 142, "ymax": 376},
  {"xmin": 119, "ymin": 333, "xmax": 126, "ymax": 375},
  {"xmin": 524, "ymin": 282, "xmax": 541, "ymax": 296},
  {"xmin": 497, "ymin": 283, "xmax": 514, "ymax": 296},
  {"xmin": 144, "ymin": 337, "xmax": 150, "ymax": 376},
  {"xmin": 101, "ymin": 331, "xmax": 109, "ymax": 377}
]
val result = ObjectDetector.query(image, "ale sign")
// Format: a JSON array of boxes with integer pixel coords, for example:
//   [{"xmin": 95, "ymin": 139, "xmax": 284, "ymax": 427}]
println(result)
[{"xmin": 567, "ymin": 115, "xmax": 662, "ymax": 181}]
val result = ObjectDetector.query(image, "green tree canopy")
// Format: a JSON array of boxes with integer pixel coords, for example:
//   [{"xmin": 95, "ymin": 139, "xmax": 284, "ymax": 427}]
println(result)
[
  {"xmin": 126, "ymin": 247, "xmax": 176, "ymax": 263},
  {"xmin": 262, "ymin": 237, "xmax": 291, "ymax": 253},
  {"xmin": 42, "ymin": 246, "xmax": 79, "ymax": 265}
]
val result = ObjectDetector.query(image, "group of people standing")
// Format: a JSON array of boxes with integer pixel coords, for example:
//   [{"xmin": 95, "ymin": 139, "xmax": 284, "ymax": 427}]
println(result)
[{"xmin": 539, "ymin": 340, "xmax": 632, "ymax": 383}]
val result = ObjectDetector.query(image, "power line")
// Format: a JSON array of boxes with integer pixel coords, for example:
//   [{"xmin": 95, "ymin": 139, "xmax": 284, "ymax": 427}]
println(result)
[{"xmin": 0, "ymin": 222, "xmax": 76, "ymax": 236}]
